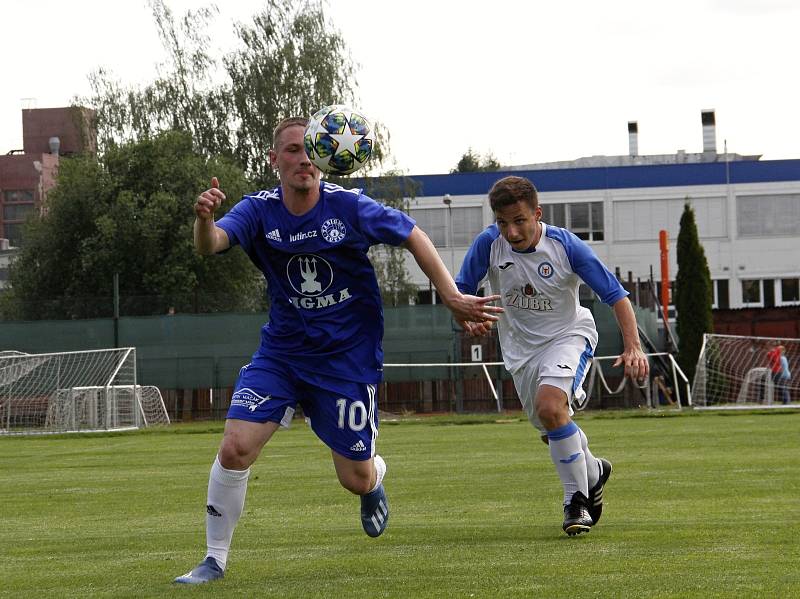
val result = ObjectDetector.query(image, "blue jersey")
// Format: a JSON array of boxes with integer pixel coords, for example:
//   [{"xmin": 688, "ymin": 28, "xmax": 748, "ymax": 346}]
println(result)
[
  {"xmin": 456, "ymin": 222, "xmax": 627, "ymax": 372},
  {"xmin": 216, "ymin": 181, "xmax": 415, "ymax": 384}
]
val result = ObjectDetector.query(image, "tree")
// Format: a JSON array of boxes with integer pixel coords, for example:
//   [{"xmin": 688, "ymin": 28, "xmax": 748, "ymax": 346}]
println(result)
[
  {"xmin": 451, "ymin": 148, "xmax": 501, "ymax": 173},
  {"xmin": 675, "ymin": 202, "xmax": 714, "ymax": 384},
  {"xmin": 84, "ymin": 0, "xmax": 359, "ymax": 188},
  {"xmin": 358, "ymin": 173, "xmax": 421, "ymax": 306},
  {"xmin": 224, "ymin": 5, "xmax": 358, "ymax": 186},
  {"xmin": 1, "ymin": 131, "xmax": 261, "ymax": 320},
  {"xmin": 70, "ymin": 0, "xmax": 411, "ymax": 312}
]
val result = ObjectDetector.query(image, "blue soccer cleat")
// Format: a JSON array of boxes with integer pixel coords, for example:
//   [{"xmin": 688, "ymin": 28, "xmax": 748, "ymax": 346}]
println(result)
[
  {"xmin": 173, "ymin": 556, "xmax": 224, "ymax": 584},
  {"xmin": 360, "ymin": 484, "xmax": 389, "ymax": 537}
]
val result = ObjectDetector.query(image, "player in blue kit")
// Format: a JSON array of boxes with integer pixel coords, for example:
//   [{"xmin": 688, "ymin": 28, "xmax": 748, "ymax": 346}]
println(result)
[
  {"xmin": 175, "ymin": 117, "xmax": 502, "ymax": 584},
  {"xmin": 455, "ymin": 176, "xmax": 648, "ymax": 536}
]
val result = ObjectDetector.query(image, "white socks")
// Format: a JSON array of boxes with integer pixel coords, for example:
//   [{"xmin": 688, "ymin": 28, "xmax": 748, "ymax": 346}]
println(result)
[
  {"xmin": 546, "ymin": 421, "xmax": 588, "ymax": 505},
  {"xmin": 205, "ymin": 456, "xmax": 250, "ymax": 570},
  {"xmin": 579, "ymin": 427, "xmax": 600, "ymax": 489},
  {"xmin": 369, "ymin": 454, "xmax": 387, "ymax": 493}
]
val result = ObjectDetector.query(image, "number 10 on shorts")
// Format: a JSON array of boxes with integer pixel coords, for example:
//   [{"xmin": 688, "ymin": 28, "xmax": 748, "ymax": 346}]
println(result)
[{"xmin": 336, "ymin": 398, "xmax": 368, "ymax": 431}]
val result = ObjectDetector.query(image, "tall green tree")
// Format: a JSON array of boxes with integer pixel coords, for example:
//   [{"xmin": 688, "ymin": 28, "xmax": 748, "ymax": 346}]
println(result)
[
  {"xmin": 675, "ymin": 202, "xmax": 714, "ymax": 384},
  {"xmin": 451, "ymin": 148, "xmax": 501, "ymax": 173},
  {"xmin": 76, "ymin": 0, "xmax": 408, "ymax": 308},
  {"xmin": 84, "ymin": 0, "xmax": 359, "ymax": 188},
  {"xmin": 1, "ymin": 131, "xmax": 260, "ymax": 320},
  {"xmin": 224, "ymin": 6, "xmax": 358, "ymax": 186}
]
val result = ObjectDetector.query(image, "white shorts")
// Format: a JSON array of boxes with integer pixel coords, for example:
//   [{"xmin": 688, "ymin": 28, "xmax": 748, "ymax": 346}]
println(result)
[{"xmin": 511, "ymin": 335, "xmax": 594, "ymax": 433}]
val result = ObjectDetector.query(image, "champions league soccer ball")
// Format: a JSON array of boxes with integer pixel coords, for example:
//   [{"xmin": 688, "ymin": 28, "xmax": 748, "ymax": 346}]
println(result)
[{"xmin": 304, "ymin": 105, "xmax": 375, "ymax": 176}]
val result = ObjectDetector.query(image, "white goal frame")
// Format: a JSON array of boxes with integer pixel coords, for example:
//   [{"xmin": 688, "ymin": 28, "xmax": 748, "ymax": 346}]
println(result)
[{"xmin": 0, "ymin": 348, "xmax": 170, "ymax": 435}]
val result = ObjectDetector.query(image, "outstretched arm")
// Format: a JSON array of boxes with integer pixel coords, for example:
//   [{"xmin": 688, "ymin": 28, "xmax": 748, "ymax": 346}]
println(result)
[
  {"xmin": 194, "ymin": 177, "xmax": 231, "ymax": 255},
  {"xmin": 402, "ymin": 226, "xmax": 503, "ymax": 323},
  {"xmin": 611, "ymin": 297, "xmax": 649, "ymax": 381}
]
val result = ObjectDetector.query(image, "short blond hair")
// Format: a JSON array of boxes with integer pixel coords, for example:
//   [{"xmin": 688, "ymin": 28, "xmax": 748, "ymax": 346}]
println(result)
[{"xmin": 273, "ymin": 117, "xmax": 308, "ymax": 150}]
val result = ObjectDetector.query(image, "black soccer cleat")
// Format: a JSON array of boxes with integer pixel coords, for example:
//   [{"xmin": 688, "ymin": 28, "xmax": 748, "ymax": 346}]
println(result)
[
  {"xmin": 562, "ymin": 491, "xmax": 593, "ymax": 536},
  {"xmin": 588, "ymin": 458, "xmax": 612, "ymax": 525}
]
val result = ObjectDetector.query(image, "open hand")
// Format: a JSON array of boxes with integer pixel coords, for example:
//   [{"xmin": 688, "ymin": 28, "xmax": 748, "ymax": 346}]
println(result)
[
  {"xmin": 613, "ymin": 346, "xmax": 649, "ymax": 382},
  {"xmin": 446, "ymin": 293, "xmax": 503, "ymax": 325}
]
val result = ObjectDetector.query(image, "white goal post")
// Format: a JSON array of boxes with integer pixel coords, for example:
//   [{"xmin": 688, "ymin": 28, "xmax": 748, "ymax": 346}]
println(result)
[
  {"xmin": 0, "ymin": 348, "xmax": 170, "ymax": 435},
  {"xmin": 693, "ymin": 333, "xmax": 799, "ymax": 409}
]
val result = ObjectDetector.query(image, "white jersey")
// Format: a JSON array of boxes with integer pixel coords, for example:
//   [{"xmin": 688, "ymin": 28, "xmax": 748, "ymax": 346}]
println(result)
[{"xmin": 456, "ymin": 222, "xmax": 628, "ymax": 374}]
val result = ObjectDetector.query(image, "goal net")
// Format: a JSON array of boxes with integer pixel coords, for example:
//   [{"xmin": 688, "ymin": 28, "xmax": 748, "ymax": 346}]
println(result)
[
  {"xmin": 0, "ymin": 348, "xmax": 170, "ymax": 435},
  {"xmin": 692, "ymin": 334, "xmax": 799, "ymax": 408}
]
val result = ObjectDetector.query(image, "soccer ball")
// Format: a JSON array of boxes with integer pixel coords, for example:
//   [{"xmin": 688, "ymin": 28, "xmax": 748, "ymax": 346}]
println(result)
[{"xmin": 304, "ymin": 105, "xmax": 375, "ymax": 176}]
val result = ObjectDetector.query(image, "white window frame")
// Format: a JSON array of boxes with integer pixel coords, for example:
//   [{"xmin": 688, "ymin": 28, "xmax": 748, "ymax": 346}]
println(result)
[
  {"xmin": 740, "ymin": 279, "xmax": 764, "ymax": 308},
  {"xmin": 541, "ymin": 201, "xmax": 604, "ymax": 242},
  {"xmin": 711, "ymin": 279, "xmax": 724, "ymax": 309},
  {"xmin": 778, "ymin": 277, "xmax": 800, "ymax": 306}
]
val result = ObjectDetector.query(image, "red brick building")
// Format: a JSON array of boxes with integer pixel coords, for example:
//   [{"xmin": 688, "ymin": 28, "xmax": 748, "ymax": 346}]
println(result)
[{"xmin": 0, "ymin": 106, "xmax": 95, "ymax": 247}]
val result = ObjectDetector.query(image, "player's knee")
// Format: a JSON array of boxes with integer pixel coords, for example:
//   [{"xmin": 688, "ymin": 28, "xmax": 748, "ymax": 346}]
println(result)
[
  {"xmin": 218, "ymin": 436, "xmax": 257, "ymax": 470},
  {"xmin": 536, "ymin": 401, "xmax": 562, "ymax": 429}
]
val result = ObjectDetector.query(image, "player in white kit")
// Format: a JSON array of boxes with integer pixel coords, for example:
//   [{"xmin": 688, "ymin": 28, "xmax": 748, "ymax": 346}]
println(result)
[{"xmin": 456, "ymin": 176, "xmax": 648, "ymax": 535}]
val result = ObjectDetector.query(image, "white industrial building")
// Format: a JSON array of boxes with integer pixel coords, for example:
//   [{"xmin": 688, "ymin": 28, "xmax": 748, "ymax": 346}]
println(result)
[{"xmin": 399, "ymin": 110, "xmax": 800, "ymax": 311}]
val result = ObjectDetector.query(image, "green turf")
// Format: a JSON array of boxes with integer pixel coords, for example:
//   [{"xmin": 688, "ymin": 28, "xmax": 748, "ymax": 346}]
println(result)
[{"xmin": 1, "ymin": 410, "xmax": 799, "ymax": 598}]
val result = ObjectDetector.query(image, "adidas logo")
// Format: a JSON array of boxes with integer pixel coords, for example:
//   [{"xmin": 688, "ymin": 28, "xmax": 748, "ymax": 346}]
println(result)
[
  {"xmin": 350, "ymin": 440, "xmax": 366, "ymax": 452},
  {"xmin": 206, "ymin": 504, "xmax": 222, "ymax": 517},
  {"xmin": 266, "ymin": 228, "xmax": 282, "ymax": 242}
]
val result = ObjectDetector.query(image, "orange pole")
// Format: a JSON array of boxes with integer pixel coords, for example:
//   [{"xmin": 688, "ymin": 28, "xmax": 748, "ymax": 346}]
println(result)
[{"xmin": 659, "ymin": 230, "xmax": 669, "ymax": 325}]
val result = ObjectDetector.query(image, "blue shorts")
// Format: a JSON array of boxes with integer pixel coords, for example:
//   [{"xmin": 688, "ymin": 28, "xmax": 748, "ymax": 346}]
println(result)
[{"xmin": 227, "ymin": 356, "xmax": 379, "ymax": 461}]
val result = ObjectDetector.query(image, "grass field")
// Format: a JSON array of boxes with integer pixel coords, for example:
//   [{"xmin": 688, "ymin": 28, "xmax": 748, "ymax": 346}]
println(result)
[{"xmin": 1, "ymin": 409, "xmax": 799, "ymax": 598}]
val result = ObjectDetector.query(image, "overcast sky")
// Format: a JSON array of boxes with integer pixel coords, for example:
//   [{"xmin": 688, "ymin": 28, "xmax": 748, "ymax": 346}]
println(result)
[{"xmin": 3, "ymin": 0, "xmax": 799, "ymax": 175}]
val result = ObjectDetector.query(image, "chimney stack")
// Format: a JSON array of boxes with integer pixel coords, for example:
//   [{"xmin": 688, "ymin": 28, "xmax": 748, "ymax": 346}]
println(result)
[
  {"xmin": 628, "ymin": 121, "xmax": 638, "ymax": 156},
  {"xmin": 701, "ymin": 109, "xmax": 716, "ymax": 153}
]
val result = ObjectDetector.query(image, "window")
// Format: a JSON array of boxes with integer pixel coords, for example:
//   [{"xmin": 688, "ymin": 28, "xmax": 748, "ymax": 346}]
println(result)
[
  {"xmin": 3, "ymin": 203, "xmax": 35, "ymax": 221},
  {"xmin": 2, "ymin": 223, "xmax": 24, "ymax": 246},
  {"xmin": 541, "ymin": 201, "xmax": 603, "ymax": 241},
  {"xmin": 780, "ymin": 278, "xmax": 800, "ymax": 304},
  {"xmin": 614, "ymin": 197, "xmax": 726, "ymax": 241},
  {"xmin": 450, "ymin": 207, "xmax": 483, "ymax": 245},
  {"xmin": 409, "ymin": 208, "xmax": 446, "ymax": 246},
  {"xmin": 737, "ymin": 194, "xmax": 800, "ymax": 237},
  {"xmin": 541, "ymin": 203, "xmax": 565, "ymax": 228},
  {"xmin": 3, "ymin": 189, "xmax": 34, "ymax": 203},
  {"xmin": 712, "ymin": 279, "xmax": 729, "ymax": 309},
  {"xmin": 741, "ymin": 279, "xmax": 762, "ymax": 306},
  {"xmin": 408, "ymin": 206, "xmax": 483, "ymax": 248}
]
